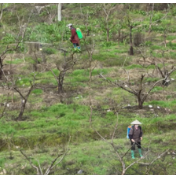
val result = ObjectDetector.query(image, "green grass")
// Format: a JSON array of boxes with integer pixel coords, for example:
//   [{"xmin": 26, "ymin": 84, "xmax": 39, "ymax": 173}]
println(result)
[
  {"xmin": 2, "ymin": 3, "xmax": 176, "ymax": 175},
  {"xmin": 31, "ymin": 88, "xmax": 43, "ymax": 95},
  {"xmin": 151, "ymin": 86, "xmax": 163, "ymax": 93},
  {"xmin": 126, "ymin": 64, "xmax": 143, "ymax": 69},
  {"xmin": 145, "ymin": 100, "xmax": 176, "ymax": 108},
  {"xmin": 0, "ymin": 129, "xmax": 176, "ymax": 175},
  {"xmin": 4, "ymin": 58, "xmax": 24, "ymax": 64}
]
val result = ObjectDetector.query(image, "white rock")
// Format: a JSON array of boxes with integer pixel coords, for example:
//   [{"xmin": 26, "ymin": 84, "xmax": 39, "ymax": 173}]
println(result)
[
  {"xmin": 157, "ymin": 106, "xmax": 160, "ymax": 109},
  {"xmin": 3, "ymin": 169, "xmax": 6, "ymax": 174},
  {"xmin": 171, "ymin": 78, "xmax": 175, "ymax": 81},
  {"xmin": 124, "ymin": 84, "xmax": 128, "ymax": 87},
  {"xmin": 77, "ymin": 170, "xmax": 83, "ymax": 174},
  {"xmin": 107, "ymin": 109, "xmax": 111, "ymax": 112},
  {"xmin": 128, "ymin": 104, "xmax": 131, "ymax": 106},
  {"xmin": 149, "ymin": 105, "xmax": 153, "ymax": 108},
  {"xmin": 7, "ymin": 104, "xmax": 9, "ymax": 107}
]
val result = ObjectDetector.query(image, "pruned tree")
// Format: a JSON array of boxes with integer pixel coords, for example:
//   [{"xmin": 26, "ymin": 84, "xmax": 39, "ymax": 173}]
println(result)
[
  {"xmin": 155, "ymin": 63, "xmax": 176, "ymax": 86},
  {"xmin": 0, "ymin": 93, "xmax": 10, "ymax": 119},
  {"xmin": 100, "ymin": 71, "xmax": 166, "ymax": 109},
  {"xmin": 19, "ymin": 136, "xmax": 71, "ymax": 175},
  {"xmin": 0, "ymin": 7, "xmax": 33, "ymax": 80},
  {"xmin": 2, "ymin": 70, "xmax": 37, "ymax": 121},
  {"xmin": 50, "ymin": 51, "xmax": 78, "ymax": 94},
  {"xmin": 89, "ymin": 110, "xmax": 169, "ymax": 175},
  {"xmin": 13, "ymin": 79, "xmax": 35, "ymax": 121},
  {"xmin": 95, "ymin": 3, "xmax": 118, "ymax": 42}
]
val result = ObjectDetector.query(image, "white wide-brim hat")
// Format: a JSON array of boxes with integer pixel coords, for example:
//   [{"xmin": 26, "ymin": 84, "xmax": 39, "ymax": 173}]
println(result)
[
  {"xmin": 131, "ymin": 120, "xmax": 142, "ymax": 125},
  {"xmin": 67, "ymin": 23, "xmax": 72, "ymax": 27}
]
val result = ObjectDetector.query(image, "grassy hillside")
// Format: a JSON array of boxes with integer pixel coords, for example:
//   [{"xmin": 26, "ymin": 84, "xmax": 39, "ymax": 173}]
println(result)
[{"xmin": 0, "ymin": 3, "xmax": 176, "ymax": 174}]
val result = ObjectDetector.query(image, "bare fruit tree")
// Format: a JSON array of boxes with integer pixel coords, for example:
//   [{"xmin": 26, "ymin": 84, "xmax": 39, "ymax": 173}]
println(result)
[
  {"xmin": 19, "ymin": 136, "xmax": 71, "ymax": 175},
  {"xmin": 50, "ymin": 50, "xmax": 78, "ymax": 94},
  {"xmin": 95, "ymin": 3, "xmax": 118, "ymax": 42},
  {"xmin": 89, "ymin": 111, "xmax": 169, "ymax": 175},
  {"xmin": 100, "ymin": 71, "xmax": 166, "ymax": 109},
  {"xmin": 13, "ymin": 79, "xmax": 35, "ymax": 121}
]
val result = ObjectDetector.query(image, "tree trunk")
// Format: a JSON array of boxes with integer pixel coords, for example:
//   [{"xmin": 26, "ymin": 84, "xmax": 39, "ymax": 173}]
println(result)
[
  {"xmin": 58, "ymin": 72, "xmax": 64, "ymax": 94},
  {"xmin": 0, "ymin": 68, "xmax": 2, "ymax": 80},
  {"xmin": 107, "ymin": 28, "xmax": 109, "ymax": 42},
  {"xmin": 118, "ymin": 29, "xmax": 121, "ymax": 45},
  {"xmin": 148, "ymin": 3, "xmax": 154, "ymax": 34},
  {"xmin": 17, "ymin": 99, "xmax": 26, "ymax": 121},
  {"xmin": 164, "ymin": 31, "xmax": 167, "ymax": 47},
  {"xmin": 58, "ymin": 3, "xmax": 62, "ymax": 21},
  {"xmin": 129, "ymin": 26, "xmax": 134, "ymax": 55},
  {"xmin": 137, "ymin": 96, "xmax": 143, "ymax": 109},
  {"xmin": 0, "ymin": 58, "xmax": 3, "ymax": 80},
  {"xmin": 0, "ymin": 3, "xmax": 3, "ymax": 22}
]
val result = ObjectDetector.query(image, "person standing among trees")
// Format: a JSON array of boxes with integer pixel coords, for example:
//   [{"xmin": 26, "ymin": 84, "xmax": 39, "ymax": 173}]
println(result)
[
  {"xmin": 129, "ymin": 120, "xmax": 144, "ymax": 159},
  {"xmin": 67, "ymin": 23, "xmax": 80, "ymax": 49}
]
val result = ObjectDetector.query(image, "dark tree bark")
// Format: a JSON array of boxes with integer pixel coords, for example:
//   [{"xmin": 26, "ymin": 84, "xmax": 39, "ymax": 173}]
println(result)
[
  {"xmin": 129, "ymin": 25, "xmax": 134, "ymax": 55},
  {"xmin": 14, "ymin": 83, "xmax": 34, "ymax": 121}
]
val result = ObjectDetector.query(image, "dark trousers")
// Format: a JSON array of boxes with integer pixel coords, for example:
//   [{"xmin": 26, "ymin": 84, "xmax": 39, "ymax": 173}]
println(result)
[
  {"xmin": 73, "ymin": 43, "xmax": 79, "ymax": 47},
  {"xmin": 131, "ymin": 140, "xmax": 141, "ymax": 150}
]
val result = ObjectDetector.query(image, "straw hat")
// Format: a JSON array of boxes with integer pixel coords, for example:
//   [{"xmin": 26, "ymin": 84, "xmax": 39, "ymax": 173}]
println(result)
[{"xmin": 131, "ymin": 120, "xmax": 142, "ymax": 125}]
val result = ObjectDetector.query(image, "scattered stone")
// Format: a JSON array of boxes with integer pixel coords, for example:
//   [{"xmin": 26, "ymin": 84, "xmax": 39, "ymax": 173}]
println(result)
[
  {"xmin": 128, "ymin": 104, "xmax": 131, "ymax": 106},
  {"xmin": 77, "ymin": 170, "xmax": 83, "ymax": 174},
  {"xmin": 107, "ymin": 109, "xmax": 111, "ymax": 112},
  {"xmin": 148, "ymin": 105, "xmax": 153, "ymax": 108},
  {"xmin": 157, "ymin": 106, "xmax": 160, "ymax": 109}
]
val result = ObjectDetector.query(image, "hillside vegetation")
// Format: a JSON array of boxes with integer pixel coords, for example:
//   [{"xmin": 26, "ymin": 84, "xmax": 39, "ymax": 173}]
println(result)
[{"xmin": 0, "ymin": 3, "xmax": 176, "ymax": 175}]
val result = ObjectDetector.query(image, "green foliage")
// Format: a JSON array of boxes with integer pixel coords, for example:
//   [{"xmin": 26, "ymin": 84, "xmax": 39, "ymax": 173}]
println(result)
[
  {"xmin": 144, "ymin": 41, "xmax": 152, "ymax": 47},
  {"xmin": 146, "ymin": 100, "xmax": 176, "ymax": 108},
  {"xmin": 169, "ymin": 51, "xmax": 176, "ymax": 59},
  {"xmin": 151, "ymin": 86, "xmax": 163, "ymax": 93},
  {"xmin": 145, "ymin": 77, "xmax": 159, "ymax": 82},
  {"xmin": 42, "ymin": 47, "xmax": 57, "ymax": 55},
  {"xmin": 152, "ymin": 12, "xmax": 164, "ymax": 22},
  {"xmin": 32, "ymin": 89, "xmax": 43, "ymax": 95},
  {"xmin": 133, "ymin": 9, "xmax": 146, "ymax": 16},
  {"xmin": 101, "ymin": 41, "xmax": 117, "ymax": 47},
  {"xmin": 0, "ymin": 158, "xmax": 5, "ymax": 167},
  {"xmin": 4, "ymin": 58, "xmax": 24, "ymax": 65},
  {"xmin": 26, "ymin": 21, "xmax": 69, "ymax": 43},
  {"xmin": 168, "ymin": 42, "xmax": 176, "ymax": 50},
  {"xmin": 151, "ymin": 45, "xmax": 164, "ymax": 50},
  {"xmin": 1, "ymin": 33, "xmax": 15, "ymax": 44}
]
